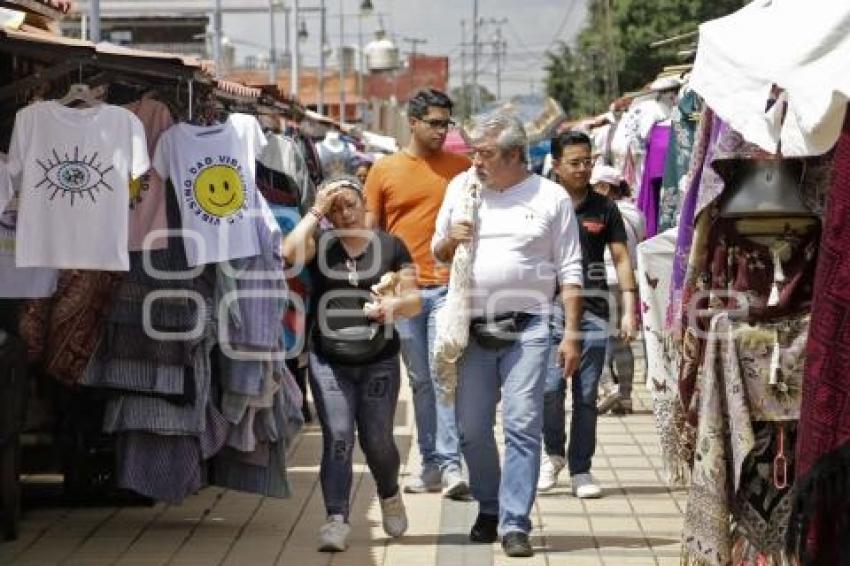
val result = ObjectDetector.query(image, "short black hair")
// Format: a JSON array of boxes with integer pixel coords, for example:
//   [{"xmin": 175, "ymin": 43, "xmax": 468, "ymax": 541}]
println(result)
[
  {"xmin": 550, "ymin": 130, "xmax": 592, "ymax": 161},
  {"xmin": 408, "ymin": 89, "xmax": 454, "ymax": 120}
]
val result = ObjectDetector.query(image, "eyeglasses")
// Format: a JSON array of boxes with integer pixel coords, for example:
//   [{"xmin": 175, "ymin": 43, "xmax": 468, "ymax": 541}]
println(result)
[
  {"xmin": 470, "ymin": 146, "xmax": 498, "ymax": 160},
  {"xmin": 419, "ymin": 118, "xmax": 455, "ymax": 130},
  {"xmin": 564, "ymin": 158, "xmax": 595, "ymax": 169}
]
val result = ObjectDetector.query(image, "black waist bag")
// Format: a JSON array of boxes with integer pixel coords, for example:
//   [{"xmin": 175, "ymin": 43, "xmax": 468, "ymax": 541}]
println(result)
[
  {"xmin": 317, "ymin": 324, "xmax": 390, "ymax": 365},
  {"xmin": 470, "ymin": 312, "xmax": 533, "ymax": 350}
]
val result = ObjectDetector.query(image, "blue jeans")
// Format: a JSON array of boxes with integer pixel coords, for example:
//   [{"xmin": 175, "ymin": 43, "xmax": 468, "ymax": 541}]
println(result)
[
  {"xmin": 396, "ymin": 286, "xmax": 461, "ymax": 474},
  {"xmin": 309, "ymin": 352, "xmax": 401, "ymax": 519},
  {"xmin": 456, "ymin": 313, "xmax": 549, "ymax": 535},
  {"xmin": 542, "ymin": 304, "xmax": 608, "ymax": 475}
]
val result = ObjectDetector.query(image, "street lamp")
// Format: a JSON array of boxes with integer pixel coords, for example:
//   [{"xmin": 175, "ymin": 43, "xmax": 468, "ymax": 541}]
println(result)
[{"xmin": 357, "ymin": 1, "xmax": 375, "ymax": 126}]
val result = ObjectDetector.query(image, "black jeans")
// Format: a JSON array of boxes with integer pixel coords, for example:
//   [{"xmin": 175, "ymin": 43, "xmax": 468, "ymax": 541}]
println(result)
[{"xmin": 308, "ymin": 352, "xmax": 401, "ymax": 519}]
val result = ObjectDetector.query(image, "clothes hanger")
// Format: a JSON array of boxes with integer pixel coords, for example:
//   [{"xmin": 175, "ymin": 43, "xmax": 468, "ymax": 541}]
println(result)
[
  {"xmin": 57, "ymin": 82, "xmax": 100, "ymax": 108},
  {"xmin": 187, "ymin": 89, "xmax": 227, "ymax": 130}
]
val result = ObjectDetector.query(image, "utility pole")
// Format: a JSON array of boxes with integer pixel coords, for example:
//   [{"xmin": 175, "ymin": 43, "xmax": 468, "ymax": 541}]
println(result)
[
  {"xmin": 318, "ymin": 0, "xmax": 326, "ymax": 115},
  {"xmin": 402, "ymin": 37, "xmax": 427, "ymax": 70},
  {"xmin": 89, "ymin": 0, "xmax": 101, "ymax": 42},
  {"xmin": 471, "ymin": 0, "xmax": 479, "ymax": 115},
  {"xmin": 494, "ymin": 31, "xmax": 503, "ymax": 100},
  {"xmin": 357, "ymin": 12, "xmax": 364, "ymax": 124},
  {"xmin": 487, "ymin": 21, "xmax": 507, "ymax": 100},
  {"xmin": 460, "ymin": 19, "xmax": 467, "ymax": 118},
  {"xmin": 284, "ymin": 8, "xmax": 290, "ymax": 60},
  {"xmin": 268, "ymin": 0, "xmax": 277, "ymax": 84},
  {"xmin": 339, "ymin": 0, "xmax": 345, "ymax": 123},
  {"xmin": 212, "ymin": 0, "xmax": 222, "ymax": 77},
  {"xmin": 291, "ymin": 0, "xmax": 300, "ymax": 95}
]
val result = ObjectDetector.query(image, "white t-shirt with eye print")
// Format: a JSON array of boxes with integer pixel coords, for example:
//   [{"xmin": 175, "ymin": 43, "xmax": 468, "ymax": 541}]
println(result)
[
  {"xmin": 7, "ymin": 101, "xmax": 149, "ymax": 270},
  {"xmin": 152, "ymin": 114, "xmax": 267, "ymax": 267}
]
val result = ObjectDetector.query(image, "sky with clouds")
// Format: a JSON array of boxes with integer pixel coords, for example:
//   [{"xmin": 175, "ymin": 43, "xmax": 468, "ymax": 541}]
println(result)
[{"xmin": 223, "ymin": 0, "xmax": 589, "ymax": 99}]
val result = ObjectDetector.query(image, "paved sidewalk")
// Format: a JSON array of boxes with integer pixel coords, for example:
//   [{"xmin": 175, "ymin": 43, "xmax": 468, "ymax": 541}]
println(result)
[{"xmin": 1, "ymin": 348, "xmax": 685, "ymax": 565}]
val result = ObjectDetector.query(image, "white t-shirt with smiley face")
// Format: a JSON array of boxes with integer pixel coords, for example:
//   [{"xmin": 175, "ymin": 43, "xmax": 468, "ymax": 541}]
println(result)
[{"xmin": 153, "ymin": 114, "xmax": 268, "ymax": 266}]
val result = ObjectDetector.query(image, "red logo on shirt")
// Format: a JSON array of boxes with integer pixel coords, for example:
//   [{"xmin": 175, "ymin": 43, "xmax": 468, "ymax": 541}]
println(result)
[{"xmin": 582, "ymin": 220, "xmax": 606, "ymax": 235}]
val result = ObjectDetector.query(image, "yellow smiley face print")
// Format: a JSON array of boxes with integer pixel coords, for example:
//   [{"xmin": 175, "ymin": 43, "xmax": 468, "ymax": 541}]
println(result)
[{"xmin": 193, "ymin": 165, "xmax": 245, "ymax": 217}]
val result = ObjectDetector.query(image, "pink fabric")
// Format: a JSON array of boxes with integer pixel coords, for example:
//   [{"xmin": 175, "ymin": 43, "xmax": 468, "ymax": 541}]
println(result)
[
  {"xmin": 125, "ymin": 98, "xmax": 173, "ymax": 251},
  {"xmin": 443, "ymin": 130, "xmax": 471, "ymax": 155}
]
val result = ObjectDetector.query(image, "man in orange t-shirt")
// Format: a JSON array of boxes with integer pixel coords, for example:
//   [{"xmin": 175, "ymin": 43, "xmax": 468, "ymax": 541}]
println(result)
[{"xmin": 365, "ymin": 89, "xmax": 470, "ymax": 498}]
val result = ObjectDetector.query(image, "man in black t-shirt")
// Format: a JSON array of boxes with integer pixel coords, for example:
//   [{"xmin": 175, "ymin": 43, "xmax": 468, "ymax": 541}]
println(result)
[{"xmin": 539, "ymin": 131, "xmax": 639, "ymax": 499}]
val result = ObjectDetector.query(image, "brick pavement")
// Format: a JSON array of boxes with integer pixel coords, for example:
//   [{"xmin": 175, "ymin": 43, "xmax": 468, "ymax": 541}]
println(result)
[{"xmin": 1, "ymin": 345, "xmax": 685, "ymax": 565}]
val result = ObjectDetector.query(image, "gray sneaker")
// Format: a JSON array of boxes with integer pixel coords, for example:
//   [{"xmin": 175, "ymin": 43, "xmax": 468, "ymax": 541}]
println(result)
[
  {"xmin": 442, "ymin": 468, "xmax": 470, "ymax": 500},
  {"xmin": 403, "ymin": 465, "xmax": 442, "ymax": 494},
  {"xmin": 597, "ymin": 390, "xmax": 622, "ymax": 414}
]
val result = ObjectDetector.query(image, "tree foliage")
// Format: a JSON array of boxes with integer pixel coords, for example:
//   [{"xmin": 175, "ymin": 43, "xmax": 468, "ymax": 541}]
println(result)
[{"xmin": 545, "ymin": 0, "xmax": 747, "ymax": 119}]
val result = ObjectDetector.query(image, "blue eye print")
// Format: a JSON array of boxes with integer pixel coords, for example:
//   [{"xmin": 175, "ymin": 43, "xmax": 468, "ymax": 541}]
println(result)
[{"xmin": 36, "ymin": 146, "xmax": 115, "ymax": 205}]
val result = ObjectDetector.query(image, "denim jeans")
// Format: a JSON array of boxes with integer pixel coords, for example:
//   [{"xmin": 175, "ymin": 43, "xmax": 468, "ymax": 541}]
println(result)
[
  {"xmin": 542, "ymin": 303, "xmax": 608, "ymax": 475},
  {"xmin": 396, "ymin": 285, "xmax": 461, "ymax": 474},
  {"xmin": 600, "ymin": 283, "xmax": 634, "ymax": 398},
  {"xmin": 602, "ymin": 335, "xmax": 635, "ymax": 398},
  {"xmin": 456, "ymin": 312, "xmax": 549, "ymax": 535},
  {"xmin": 309, "ymin": 352, "xmax": 401, "ymax": 519}
]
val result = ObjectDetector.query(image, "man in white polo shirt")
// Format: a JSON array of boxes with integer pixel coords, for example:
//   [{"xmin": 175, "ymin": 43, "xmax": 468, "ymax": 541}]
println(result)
[{"xmin": 431, "ymin": 113, "xmax": 584, "ymax": 558}]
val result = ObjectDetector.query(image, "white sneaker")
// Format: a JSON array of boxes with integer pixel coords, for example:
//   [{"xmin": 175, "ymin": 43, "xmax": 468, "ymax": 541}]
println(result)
[
  {"xmin": 537, "ymin": 453, "xmax": 566, "ymax": 492},
  {"xmin": 379, "ymin": 491, "xmax": 408, "ymax": 538},
  {"xmin": 571, "ymin": 473, "xmax": 602, "ymax": 498},
  {"xmin": 442, "ymin": 468, "xmax": 470, "ymax": 500},
  {"xmin": 318, "ymin": 515, "xmax": 350, "ymax": 552},
  {"xmin": 403, "ymin": 465, "xmax": 442, "ymax": 493}
]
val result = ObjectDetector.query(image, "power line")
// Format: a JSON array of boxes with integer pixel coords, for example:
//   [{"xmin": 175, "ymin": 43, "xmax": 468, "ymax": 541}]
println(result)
[{"xmin": 544, "ymin": 0, "xmax": 583, "ymax": 51}]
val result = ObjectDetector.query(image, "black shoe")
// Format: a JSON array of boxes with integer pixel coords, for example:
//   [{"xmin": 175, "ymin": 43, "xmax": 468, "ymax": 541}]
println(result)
[
  {"xmin": 301, "ymin": 405, "xmax": 313, "ymax": 423},
  {"xmin": 501, "ymin": 531, "xmax": 533, "ymax": 557},
  {"xmin": 469, "ymin": 513, "xmax": 498, "ymax": 543}
]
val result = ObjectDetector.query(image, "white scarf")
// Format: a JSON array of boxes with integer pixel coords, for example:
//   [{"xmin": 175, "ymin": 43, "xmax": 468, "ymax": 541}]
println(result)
[{"xmin": 433, "ymin": 170, "xmax": 481, "ymax": 400}]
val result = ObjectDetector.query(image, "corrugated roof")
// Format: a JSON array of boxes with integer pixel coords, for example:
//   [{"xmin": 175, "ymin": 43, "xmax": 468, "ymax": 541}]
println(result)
[
  {"xmin": 215, "ymin": 79, "xmax": 261, "ymax": 99},
  {"xmin": 94, "ymin": 41, "xmax": 201, "ymax": 67},
  {"xmin": 0, "ymin": 25, "xmax": 204, "ymax": 68},
  {"xmin": 2, "ymin": 23, "xmax": 89, "ymax": 47},
  {"xmin": 2, "ymin": 0, "xmax": 74, "ymax": 18}
]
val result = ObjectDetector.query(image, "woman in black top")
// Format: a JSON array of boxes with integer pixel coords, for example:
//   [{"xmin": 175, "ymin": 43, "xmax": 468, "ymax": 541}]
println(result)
[{"xmin": 282, "ymin": 174, "xmax": 420, "ymax": 552}]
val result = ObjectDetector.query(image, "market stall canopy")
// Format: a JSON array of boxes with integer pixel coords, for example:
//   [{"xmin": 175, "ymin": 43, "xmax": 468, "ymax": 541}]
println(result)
[
  {"xmin": 470, "ymin": 94, "xmax": 565, "ymax": 144},
  {"xmin": 362, "ymin": 131, "xmax": 398, "ymax": 154},
  {"xmin": 690, "ymin": 0, "xmax": 850, "ymax": 156}
]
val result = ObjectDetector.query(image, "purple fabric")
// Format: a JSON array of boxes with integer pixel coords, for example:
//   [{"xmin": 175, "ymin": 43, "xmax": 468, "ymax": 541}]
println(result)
[
  {"xmin": 637, "ymin": 124, "xmax": 672, "ymax": 238},
  {"xmin": 665, "ymin": 111, "xmax": 722, "ymax": 330},
  {"xmin": 664, "ymin": 111, "xmax": 772, "ymax": 331}
]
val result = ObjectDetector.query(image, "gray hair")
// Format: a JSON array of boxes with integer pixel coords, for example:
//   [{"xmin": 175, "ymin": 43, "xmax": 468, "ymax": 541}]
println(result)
[{"xmin": 469, "ymin": 111, "xmax": 528, "ymax": 163}]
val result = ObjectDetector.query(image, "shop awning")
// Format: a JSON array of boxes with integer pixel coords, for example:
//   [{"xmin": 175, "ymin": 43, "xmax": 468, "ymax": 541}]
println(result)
[
  {"xmin": 0, "ymin": 25, "xmax": 205, "ymax": 80},
  {"xmin": 691, "ymin": 0, "xmax": 850, "ymax": 156}
]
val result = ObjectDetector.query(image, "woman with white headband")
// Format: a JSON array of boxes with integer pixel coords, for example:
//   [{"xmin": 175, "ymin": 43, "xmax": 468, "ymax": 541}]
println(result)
[{"xmin": 282, "ymin": 174, "xmax": 421, "ymax": 552}]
